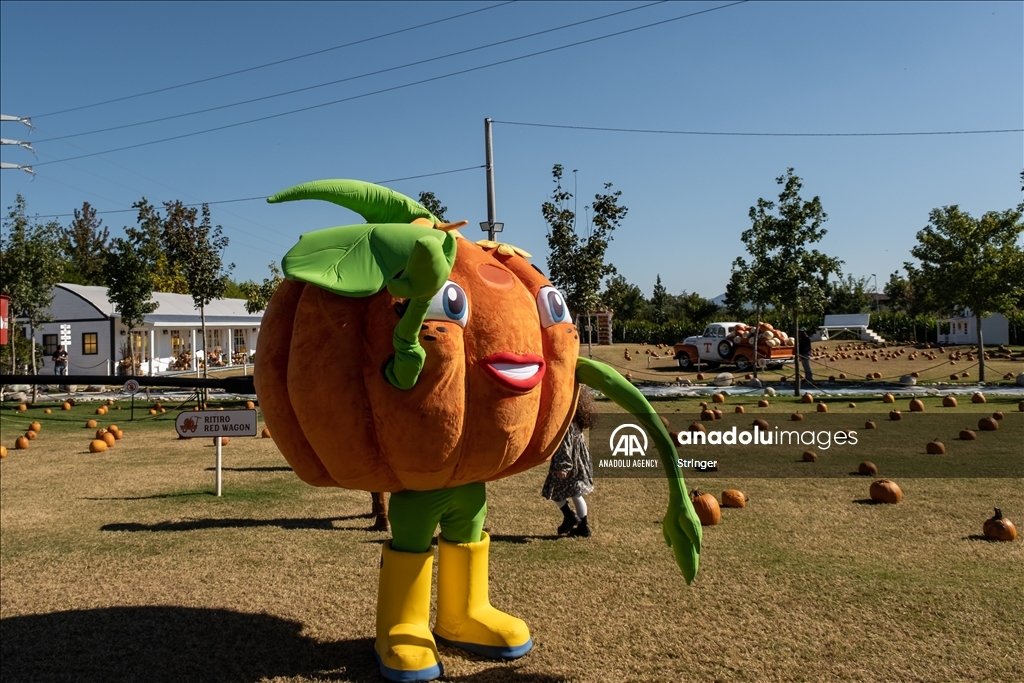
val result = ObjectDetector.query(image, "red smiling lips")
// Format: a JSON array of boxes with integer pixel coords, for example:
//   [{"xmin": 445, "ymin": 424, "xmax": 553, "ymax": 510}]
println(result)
[{"xmin": 479, "ymin": 352, "xmax": 547, "ymax": 391}]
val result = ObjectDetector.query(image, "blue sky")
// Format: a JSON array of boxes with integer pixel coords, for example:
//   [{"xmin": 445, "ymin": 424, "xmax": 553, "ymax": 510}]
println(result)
[{"xmin": 1, "ymin": 1, "xmax": 1020, "ymax": 300}]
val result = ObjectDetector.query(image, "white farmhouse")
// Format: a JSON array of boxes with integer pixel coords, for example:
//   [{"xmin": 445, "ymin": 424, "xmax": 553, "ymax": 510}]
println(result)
[
  {"xmin": 25, "ymin": 284, "xmax": 263, "ymax": 376},
  {"xmin": 935, "ymin": 310, "xmax": 1009, "ymax": 346}
]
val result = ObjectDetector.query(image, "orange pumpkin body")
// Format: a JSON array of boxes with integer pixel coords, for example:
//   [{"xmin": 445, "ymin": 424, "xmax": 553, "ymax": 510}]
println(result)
[
  {"xmin": 870, "ymin": 479, "xmax": 902, "ymax": 504},
  {"xmin": 690, "ymin": 490, "xmax": 721, "ymax": 525},
  {"xmin": 983, "ymin": 509, "xmax": 1017, "ymax": 541},
  {"xmin": 721, "ymin": 490, "xmax": 747, "ymax": 508},
  {"xmin": 256, "ymin": 239, "xmax": 580, "ymax": 492}
]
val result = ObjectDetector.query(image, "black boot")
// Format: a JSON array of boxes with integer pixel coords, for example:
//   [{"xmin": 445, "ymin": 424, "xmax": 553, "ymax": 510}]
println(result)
[
  {"xmin": 569, "ymin": 516, "xmax": 591, "ymax": 538},
  {"xmin": 557, "ymin": 504, "xmax": 580, "ymax": 535}
]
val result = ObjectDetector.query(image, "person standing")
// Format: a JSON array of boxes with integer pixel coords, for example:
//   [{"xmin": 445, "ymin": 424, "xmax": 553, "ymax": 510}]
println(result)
[
  {"xmin": 52, "ymin": 345, "xmax": 69, "ymax": 376},
  {"xmin": 541, "ymin": 390, "xmax": 595, "ymax": 537},
  {"xmin": 798, "ymin": 330, "xmax": 813, "ymax": 382}
]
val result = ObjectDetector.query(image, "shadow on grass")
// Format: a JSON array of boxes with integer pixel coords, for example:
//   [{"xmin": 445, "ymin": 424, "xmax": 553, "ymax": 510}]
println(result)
[
  {"xmin": 0, "ymin": 606, "xmax": 377, "ymax": 683},
  {"xmin": 101, "ymin": 513, "xmax": 373, "ymax": 533},
  {"xmin": 962, "ymin": 534, "xmax": 1005, "ymax": 542},
  {"xmin": 203, "ymin": 466, "xmax": 294, "ymax": 472},
  {"xmin": 0, "ymin": 607, "xmax": 567, "ymax": 683},
  {"xmin": 488, "ymin": 534, "xmax": 562, "ymax": 544},
  {"xmin": 84, "ymin": 492, "xmax": 214, "ymax": 501},
  {"xmin": 852, "ymin": 498, "xmax": 884, "ymax": 505}
]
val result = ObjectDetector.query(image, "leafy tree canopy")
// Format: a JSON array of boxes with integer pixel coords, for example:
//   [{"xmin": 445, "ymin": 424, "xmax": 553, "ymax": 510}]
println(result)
[
  {"xmin": 240, "ymin": 261, "xmax": 283, "ymax": 314},
  {"xmin": 60, "ymin": 202, "xmax": 110, "ymax": 285},
  {"xmin": 417, "ymin": 191, "xmax": 447, "ymax": 222},
  {"xmin": 543, "ymin": 164, "xmax": 627, "ymax": 317}
]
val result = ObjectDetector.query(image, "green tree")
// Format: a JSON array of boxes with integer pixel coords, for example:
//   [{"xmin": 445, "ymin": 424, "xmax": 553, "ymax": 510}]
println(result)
[
  {"xmin": 907, "ymin": 205, "xmax": 1024, "ymax": 381},
  {"xmin": 824, "ymin": 275, "xmax": 873, "ymax": 315},
  {"xmin": 649, "ymin": 275, "xmax": 670, "ymax": 324},
  {"xmin": 601, "ymin": 274, "xmax": 646, "ymax": 321},
  {"xmin": 240, "ymin": 261, "xmax": 283, "ymax": 314},
  {"xmin": 162, "ymin": 202, "xmax": 234, "ymax": 378},
  {"xmin": 676, "ymin": 291, "xmax": 720, "ymax": 328},
  {"xmin": 104, "ymin": 238, "xmax": 159, "ymax": 375},
  {"xmin": 60, "ymin": 202, "xmax": 110, "ymax": 285},
  {"xmin": 417, "ymin": 191, "xmax": 447, "ymax": 222},
  {"xmin": 731, "ymin": 169, "xmax": 842, "ymax": 391},
  {"xmin": 124, "ymin": 199, "xmax": 188, "ymax": 293},
  {"xmin": 543, "ymin": 164, "xmax": 627, "ymax": 344},
  {"xmin": 0, "ymin": 195, "xmax": 65, "ymax": 395}
]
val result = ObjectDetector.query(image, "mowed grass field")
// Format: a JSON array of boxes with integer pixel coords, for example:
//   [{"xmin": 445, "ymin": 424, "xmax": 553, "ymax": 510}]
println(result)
[
  {"xmin": 592, "ymin": 341, "xmax": 1024, "ymax": 386},
  {"xmin": 1, "ymin": 397, "xmax": 1022, "ymax": 683}
]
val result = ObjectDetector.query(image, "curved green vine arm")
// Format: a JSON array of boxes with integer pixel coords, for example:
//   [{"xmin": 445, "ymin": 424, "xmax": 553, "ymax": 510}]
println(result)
[
  {"xmin": 268, "ymin": 179, "xmax": 439, "ymax": 225},
  {"xmin": 575, "ymin": 356, "xmax": 702, "ymax": 584},
  {"xmin": 277, "ymin": 222, "xmax": 457, "ymax": 390}
]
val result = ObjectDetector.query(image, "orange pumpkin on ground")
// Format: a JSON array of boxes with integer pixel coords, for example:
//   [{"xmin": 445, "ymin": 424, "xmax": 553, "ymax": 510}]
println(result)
[
  {"xmin": 86, "ymin": 420, "xmax": 97, "ymax": 428},
  {"xmin": 978, "ymin": 417, "xmax": 999, "ymax": 431},
  {"xmin": 62, "ymin": 402, "xmax": 72, "ymax": 411},
  {"xmin": 858, "ymin": 461, "xmax": 878, "ymax": 476},
  {"xmin": 983, "ymin": 508, "xmax": 1017, "ymax": 541},
  {"xmin": 0, "ymin": 445, "xmax": 7, "ymax": 458},
  {"xmin": 870, "ymin": 479, "xmax": 902, "ymax": 504},
  {"xmin": 942, "ymin": 396, "xmax": 957, "ymax": 407},
  {"xmin": 102, "ymin": 432, "xmax": 116, "ymax": 447},
  {"xmin": 925, "ymin": 440, "xmax": 945, "ymax": 454},
  {"xmin": 25, "ymin": 430, "xmax": 37, "ymax": 440},
  {"xmin": 721, "ymin": 490, "xmax": 747, "ymax": 508},
  {"xmin": 690, "ymin": 490, "xmax": 721, "ymax": 525},
  {"xmin": 89, "ymin": 439, "xmax": 107, "ymax": 453},
  {"xmin": 15, "ymin": 437, "xmax": 29, "ymax": 450}
]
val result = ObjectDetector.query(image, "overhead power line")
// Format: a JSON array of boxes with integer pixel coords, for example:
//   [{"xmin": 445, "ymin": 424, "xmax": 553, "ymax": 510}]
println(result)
[
  {"xmin": 31, "ymin": 1, "xmax": 749, "ymax": 167},
  {"xmin": 33, "ymin": 1, "xmax": 667, "ymax": 144},
  {"xmin": 30, "ymin": 1, "xmax": 517, "ymax": 119},
  {"xmin": 25, "ymin": 165, "xmax": 485, "ymax": 218},
  {"xmin": 493, "ymin": 120, "xmax": 1024, "ymax": 137}
]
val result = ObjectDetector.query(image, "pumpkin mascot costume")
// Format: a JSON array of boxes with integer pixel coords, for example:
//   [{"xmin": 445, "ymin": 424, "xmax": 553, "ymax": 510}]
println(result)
[{"xmin": 256, "ymin": 180, "xmax": 702, "ymax": 681}]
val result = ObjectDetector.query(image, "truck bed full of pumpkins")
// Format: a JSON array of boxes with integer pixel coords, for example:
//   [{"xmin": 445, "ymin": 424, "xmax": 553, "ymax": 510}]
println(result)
[{"xmin": 673, "ymin": 322, "xmax": 795, "ymax": 371}]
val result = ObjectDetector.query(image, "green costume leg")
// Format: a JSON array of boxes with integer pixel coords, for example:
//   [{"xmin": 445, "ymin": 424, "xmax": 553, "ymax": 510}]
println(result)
[{"xmin": 388, "ymin": 483, "xmax": 487, "ymax": 553}]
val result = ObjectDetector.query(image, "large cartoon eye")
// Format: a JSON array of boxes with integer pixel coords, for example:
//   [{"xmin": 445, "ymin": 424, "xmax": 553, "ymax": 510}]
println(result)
[
  {"xmin": 425, "ymin": 280, "xmax": 469, "ymax": 327},
  {"xmin": 536, "ymin": 286, "xmax": 570, "ymax": 327}
]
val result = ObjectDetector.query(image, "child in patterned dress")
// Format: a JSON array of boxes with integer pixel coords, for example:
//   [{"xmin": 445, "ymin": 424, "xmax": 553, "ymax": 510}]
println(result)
[{"xmin": 541, "ymin": 389, "xmax": 595, "ymax": 537}]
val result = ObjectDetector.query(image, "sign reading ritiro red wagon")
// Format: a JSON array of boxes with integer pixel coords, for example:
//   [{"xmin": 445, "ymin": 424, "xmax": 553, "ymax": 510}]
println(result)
[{"xmin": 175, "ymin": 410, "xmax": 258, "ymax": 438}]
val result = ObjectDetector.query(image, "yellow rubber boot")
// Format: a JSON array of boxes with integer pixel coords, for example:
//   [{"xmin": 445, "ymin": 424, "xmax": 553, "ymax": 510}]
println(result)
[
  {"xmin": 434, "ymin": 532, "xmax": 533, "ymax": 659},
  {"xmin": 375, "ymin": 543, "xmax": 443, "ymax": 681}
]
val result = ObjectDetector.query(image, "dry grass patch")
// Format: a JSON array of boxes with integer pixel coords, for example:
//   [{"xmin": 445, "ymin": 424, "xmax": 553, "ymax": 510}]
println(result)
[{"xmin": 1, "ymin": 408, "xmax": 1022, "ymax": 682}]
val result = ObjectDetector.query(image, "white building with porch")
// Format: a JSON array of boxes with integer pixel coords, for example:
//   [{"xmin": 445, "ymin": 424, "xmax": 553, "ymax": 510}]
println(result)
[
  {"xmin": 26, "ymin": 284, "xmax": 263, "ymax": 376},
  {"xmin": 935, "ymin": 311, "xmax": 1009, "ymax": 346}
]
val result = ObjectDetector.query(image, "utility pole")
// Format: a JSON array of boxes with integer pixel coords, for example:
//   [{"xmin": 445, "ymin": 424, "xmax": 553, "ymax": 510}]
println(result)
[{"xmin": 480, "ymin": 118, "xmax": 503, "ymax": 240}]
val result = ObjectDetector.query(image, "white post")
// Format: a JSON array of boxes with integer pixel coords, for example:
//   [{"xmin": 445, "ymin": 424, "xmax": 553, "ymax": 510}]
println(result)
[
  {"xmin": 148, "ymin": 329, "xmax": 155, "ymax": 377},
  {"xmin": 190, "ymin": 329, "xmax": 197, "ymax": 370},
  {"xmin": 215, "ymin": 436, "xmax": 223, "ymax": 497},
  {"xmin": 227, "ymin": 327, "xmax": 233, "ymax": 366}
]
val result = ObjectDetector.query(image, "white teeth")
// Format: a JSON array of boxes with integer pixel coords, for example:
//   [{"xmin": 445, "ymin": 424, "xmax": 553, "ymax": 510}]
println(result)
[{"xmin": 491, "ymin": 363, "xmax": 541, "ymax": 380}]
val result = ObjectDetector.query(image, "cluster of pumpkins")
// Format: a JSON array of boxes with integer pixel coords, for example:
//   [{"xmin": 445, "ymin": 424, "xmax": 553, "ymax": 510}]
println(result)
[
  {"xmin": 728, "ymin": 322, "xmax": 794, "ymax": 348},
  {"xmin": 87, "ymin": 421, "xmax": 125, "ymax": 452},
  {"xmin": 689, "ymin": 488, "xmax": 748, "ymax": 526},
  {"xmin": 622, "ymin": 343, "xmax": 675, "ymax": 362},
  {"xmin": 3, "ymin": 420, "xmax": 47, "ymax": 456}
]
